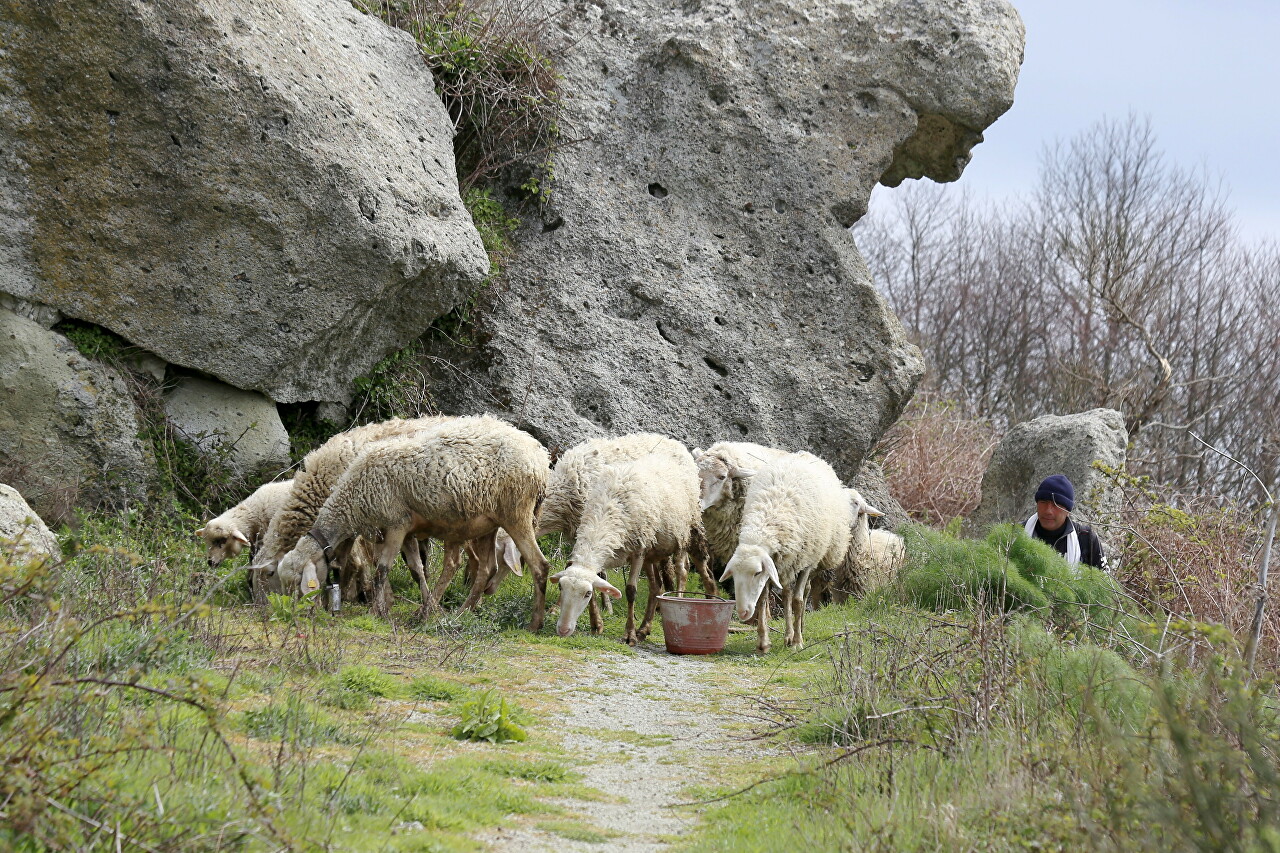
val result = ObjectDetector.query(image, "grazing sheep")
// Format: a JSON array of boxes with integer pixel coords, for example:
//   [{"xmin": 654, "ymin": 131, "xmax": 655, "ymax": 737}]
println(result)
[
  {"xmin": 534, "ymin": 433, "xmax": 718, "ymax": 615},
  {"xmin": 811, "ymin": 488, "xmax": 885, "ymax": 606},
  {"xmin": 720, "ymin": 454, "xmax": 853, "ymax": 653},
  {"xmin": 252, "ymin": 416, "xmax": 450, "ymax": 601},
  {"xmin": 197, "ymin": 479, "xmax": 293, "ymax": 568},
  {"xmin": 550, "ymin": 441, "xmax": 709, "ymax": 643},
  {"xmin": 865, "ymin": 529, "xmax": 907, "ymax": 591},
  {"xmin": 693, "ymin": 442, "xmax": 799, "ymax": 568},
  {"xmin": 272, "ymin": 415, "xmax": 550, "ymax": 622}
]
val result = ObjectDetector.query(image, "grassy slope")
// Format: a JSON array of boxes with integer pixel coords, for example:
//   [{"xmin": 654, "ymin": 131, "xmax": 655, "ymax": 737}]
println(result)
[{"xmin": 3, "ymin": 513, "xmax": 1277, "ymax": 851}]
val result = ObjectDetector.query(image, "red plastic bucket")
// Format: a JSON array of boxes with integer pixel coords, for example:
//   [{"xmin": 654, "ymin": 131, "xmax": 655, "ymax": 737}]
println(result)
[{"xmin": 657, "ymin": 593, "xmax": 735, "ymax": 655}]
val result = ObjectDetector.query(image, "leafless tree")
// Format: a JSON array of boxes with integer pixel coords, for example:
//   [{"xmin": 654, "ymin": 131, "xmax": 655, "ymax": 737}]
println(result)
[{"xmin": 856, "ymin": 115, "xmax": 1280, "ymax": 498}]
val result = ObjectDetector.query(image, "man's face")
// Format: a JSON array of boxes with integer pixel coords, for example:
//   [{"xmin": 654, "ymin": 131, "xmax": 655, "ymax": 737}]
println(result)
[{"xmin": 1036, "ymin": 498, "xmax": 1070, "ymax": 531}]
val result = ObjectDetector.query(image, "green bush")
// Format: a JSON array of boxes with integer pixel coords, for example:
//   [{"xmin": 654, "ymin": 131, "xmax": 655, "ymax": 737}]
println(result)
[
  {"xmin": 897, "ymin": 523, "xmax": 1122, "ymax": 628},
  {"xmin": 337, "ymin": 665, "xmax": 399, "ymax": 699},
  {"xmin": 410, "ymin": 674, "xmax": 468, "ymax": 701},
  {"xmin": 452, "ymin": 690, "xmax": 527, "ymax": 743}
]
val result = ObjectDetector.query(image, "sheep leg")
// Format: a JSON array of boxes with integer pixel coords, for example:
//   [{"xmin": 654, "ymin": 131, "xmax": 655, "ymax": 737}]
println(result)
[
  {"xmin": 623, "ymin": 553, "xmax": 644, "ymax": 646},
  {"xmin": 676, "ymin": 554, "xmax": 690, "ymax": 594},
  {"xmin": 588, "ymin": 593, "xmax": 604, "ymax": 634},
  {"xmin": 403, "ymin": 539, "xmax": 436, "ymax": 617},
  {"xmin": 431, "ymin": 543, "xmax": 463, "ymax": 603},
  {"xmin": 502, "ymin": 517, "xmax": 549, "ymax": 633},
  {"xmin": 756, "ymin": 587, "xmax": 771, "ymax": 654},
  {"xmin": 636, "ymin": 558, "xmax": 661, "ymax": 642},
  {"xmin": 461, "ymin": 531, "xmax": 499, "ymax": 610},
  {"xmin": 371, "ymin": 526, "xmax": 410, "ymax": 618},
  {"xmin": 788, "ymin": 571, "xmax": 813, "ymax": 649}
]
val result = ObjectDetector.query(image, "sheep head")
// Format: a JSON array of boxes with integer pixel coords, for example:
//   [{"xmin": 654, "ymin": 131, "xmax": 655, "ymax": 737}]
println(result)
[
  {"xmin": 276, "ymin": 536, "xmax": 328, "ymax": 597},
  {"xmin": 550, "ymin": 565, "xmax": 621, "ymax": 636},
  {"xmin": 720, "ymin": 544, "xmax": 781, "ymax": 621},
  {"xmin": 696, "ymin": 454, "xmax": 756, "ymax": 511},
  {"xmin": 197, "ymin": 520, "xmax": 251, "ymax": 568}
]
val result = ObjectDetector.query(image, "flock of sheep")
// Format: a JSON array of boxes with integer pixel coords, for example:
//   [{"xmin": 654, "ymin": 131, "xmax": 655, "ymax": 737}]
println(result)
[{"xmin": 197, "ymin": 414, "xmax": 906, "ymax": 651}]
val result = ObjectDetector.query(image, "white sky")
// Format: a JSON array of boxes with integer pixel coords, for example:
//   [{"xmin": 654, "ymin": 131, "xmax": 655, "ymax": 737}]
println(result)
[{"xmin": 883, "ymin": 0, "xmax": 1280, "ymax": 245}]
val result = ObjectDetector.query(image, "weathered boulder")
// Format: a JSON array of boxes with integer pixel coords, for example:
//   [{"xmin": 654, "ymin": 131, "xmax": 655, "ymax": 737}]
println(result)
[
  {"xmin": 0, "ymin": 0, "xmax": 488, "ymax": 404},
  {"xmin": 0, "ymin": 308, "xmax": 155, "ymax": 516},
  {"xmin": 968, "ymin": 408, "xmax": 1128, "ymax": 533},
  {"xmin": 0, "ymin": 483, "xmax": 61, "ymax": 563},
  {"xmin": 851, "ymin": 461, "xmax": 910, "ymax": 532},
  {"xmin": 163, "ymin": 376, "xmax": 291, "ymax": 480},
  {"xmin": 428, "ymin": 0, "xmax": 1024, "ymax": 477}
]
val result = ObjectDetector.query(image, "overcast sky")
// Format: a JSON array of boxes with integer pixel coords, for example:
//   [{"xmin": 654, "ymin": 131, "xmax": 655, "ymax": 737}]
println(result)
[{"xmin": 883, "ymin": 0, "xmax": 1279, "ymax": 245}]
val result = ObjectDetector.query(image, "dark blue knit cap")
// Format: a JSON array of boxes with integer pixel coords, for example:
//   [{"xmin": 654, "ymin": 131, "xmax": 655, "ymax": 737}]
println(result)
[{"xmin": 1035, "ymin": 474, "xmax": 1075, "ymax": 511}]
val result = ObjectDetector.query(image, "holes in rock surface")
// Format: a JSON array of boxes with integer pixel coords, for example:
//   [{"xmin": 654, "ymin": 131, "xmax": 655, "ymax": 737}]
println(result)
[
  {"xmin": 170, "ymin": 134, "xmax": 181, "ymax": 147},
  {"xmin": 703, "ymin": 356, "xmax": 729, "ymax": 376},
  {"xmin": 656, "ymin": 321, "xmax": 676, "ymax": 345},
  {"xmin": 108, "ymin": 71, "xmax": 121, "ymax": 83},
  {"xmin": 773, "ymin": 199, "xmax": 787, "ymax": 214},
  {"xmin": 543, "ymin": 214, "xmax": 564, "ymax": 233},
  {"xmin": 648, "ymin": 183, "xmax": 669, "ymax": 199},
  {"xmin": 713, "ymin": 316, "xmax": 727, "ymax": 326},
  {"xmin": 734, "ymin": 422, "xmax": 749, "ymax": 435},
  {"xmin": 709, "ymin": 84, "xmax": 730, "ymax": 105},
  {"xmin": 856, "ymin": 91, "xmax": 878, "ymax": 112}
]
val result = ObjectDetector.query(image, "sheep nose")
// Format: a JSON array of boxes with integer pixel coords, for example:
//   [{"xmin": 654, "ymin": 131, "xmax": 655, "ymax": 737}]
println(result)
[{"xmin": 557, "ymin": 625, "xmax": 574, "ymax": 637}]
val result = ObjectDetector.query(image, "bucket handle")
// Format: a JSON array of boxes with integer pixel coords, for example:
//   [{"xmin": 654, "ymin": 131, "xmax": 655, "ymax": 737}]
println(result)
[{"xmin": 658, "ymin": 591, "xmax": 730, "ymax": 602}]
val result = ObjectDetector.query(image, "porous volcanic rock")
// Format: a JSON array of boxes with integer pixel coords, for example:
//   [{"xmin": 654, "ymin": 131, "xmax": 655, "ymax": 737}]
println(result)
[
  {"xmin": 428, "ymin": 0, "xmax": 1024, "ymax": 477},
  {"xmin": 968, "ymin": 408, "xmax": 1128, "ymax": 533},
  {"xmin": 0, "ymin": 308, "xmax": 154, "ymax": 515},
  {"xmin": 0, "ymin": 0, "xmax": 488, "ymax": 403}
]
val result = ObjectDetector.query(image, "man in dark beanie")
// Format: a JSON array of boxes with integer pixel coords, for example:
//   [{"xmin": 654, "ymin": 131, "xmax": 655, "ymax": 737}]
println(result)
[{"xmin": 1022, "ymin": 474, "xmax": 1108, "ymax": 572}]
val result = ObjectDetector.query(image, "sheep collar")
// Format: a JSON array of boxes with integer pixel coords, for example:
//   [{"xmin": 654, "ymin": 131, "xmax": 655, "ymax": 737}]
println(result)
[{"xmin": 306, "ymin": 528, "xmax": 334, "ymax": 555}]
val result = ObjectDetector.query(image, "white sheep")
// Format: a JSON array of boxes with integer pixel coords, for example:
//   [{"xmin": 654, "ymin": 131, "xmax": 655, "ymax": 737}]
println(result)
[
  {"xmin": 252, "ymin": 415, "xmax": 450, "ymax": 605},
  {"xmin": 197, "ymin": 479, "xmax": 293, "ymax": 568},
  {"xmin": 693, "ymin": 442, "xmax": 803, "ymax": 569},
  {"xmin": 272, "ymin": 415, "xmax": 550, "ymax": 622},
  {"xmin": 720, "ymin": 454, "xmax": 853, "ymax": 653},
  {"xmin": 811, "ymin": 487, "xmax": 885, "ymax": 606},
  {"xmin": 523, "ymin": 433, "xmax": 718, "ymax": 615},
  {"xmin": 865, "ymin": 529, "xmax": 906, "ymax": 591},
  {"xmin": 549, "ymin": 439, "xmax": 708, "ymax": 643}
]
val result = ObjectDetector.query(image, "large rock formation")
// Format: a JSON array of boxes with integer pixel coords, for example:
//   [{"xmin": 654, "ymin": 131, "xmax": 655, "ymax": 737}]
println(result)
[
  {"xmin": 0, "ymin": 0, "xmax": 488, "ymax": 404},
  {"xmin": 429, "ymin": 0, "xmax": 1024, "ymax": 477},
  {"xmin": 0, "ymin": 308, "xmax": 155, "ymax": 516},
  {"xmin": 968, "ymin": 408, "xmax": 1129, "ymax": 533}
]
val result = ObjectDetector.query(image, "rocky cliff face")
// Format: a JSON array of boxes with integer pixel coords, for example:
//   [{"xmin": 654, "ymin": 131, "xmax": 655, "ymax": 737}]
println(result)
[
  {"xmin": 0, "ymin": 0, "xmax": 488, "ymax": 404},
  {"xmin": 430, "ymin": 0, "xmax": 1024, "ymax": 476}
]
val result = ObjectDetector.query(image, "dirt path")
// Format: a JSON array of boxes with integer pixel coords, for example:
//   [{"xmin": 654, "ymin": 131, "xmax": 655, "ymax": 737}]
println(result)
[{"xmin": 481, "ymin": 647, "xmax": 740, "ymax": 851}]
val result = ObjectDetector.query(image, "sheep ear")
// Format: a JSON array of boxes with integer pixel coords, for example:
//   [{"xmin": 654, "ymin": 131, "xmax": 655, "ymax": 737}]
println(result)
[
  {"xmin": 763, "ymin": 554, "xmax": 782, "ymax": 590},
  {"xmin": 500, "ymin": 536, "xmax": 522, "ymax": 576},
  {"xmin": 195, "ymin": 527, "xmax": 206, "ymax": 538},
  {"xmin": 718, "ymin": 566, "xmax": 733, "ymax": 584},
  {"xmin": 864, "ymin": 504, "xmax": 884, "ymax": 518},
  {"xmin": 549, "ymin": 569, "xmax": 567, "ymax": 584},
  {"xmin": 232, "ymin": 528, "xmax": 251, "ymax": 546},
  {"xmin": 729, "ymin": 466, "xmax": 757, "ymax": 479},
  {"xmin": 692, "ymin": 447, "xmax": 704, "ymax": 460},
  {"xmin": 591, "ymin": 576, "xmax": 623, "ymax": 598}
]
